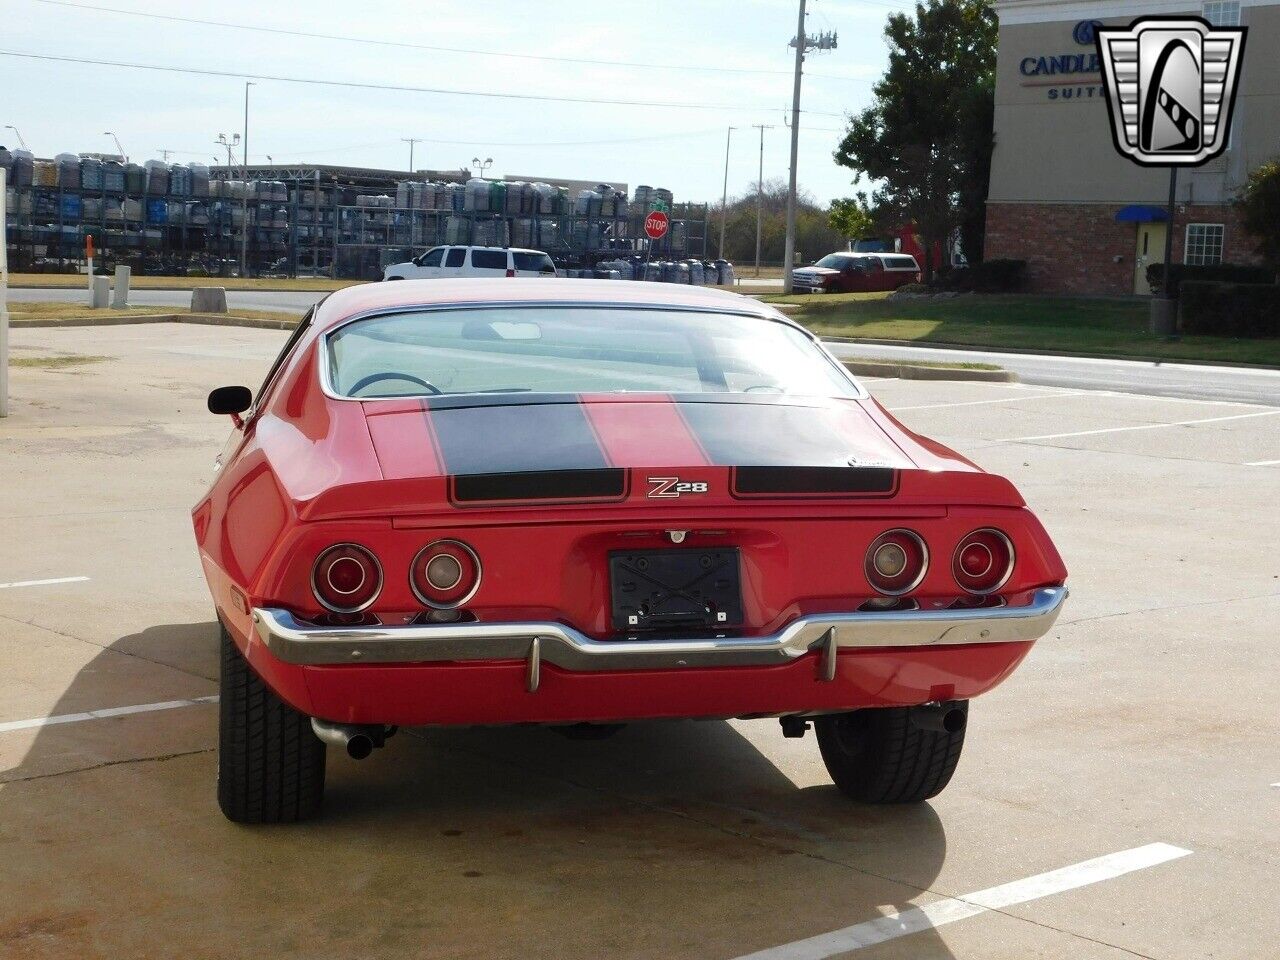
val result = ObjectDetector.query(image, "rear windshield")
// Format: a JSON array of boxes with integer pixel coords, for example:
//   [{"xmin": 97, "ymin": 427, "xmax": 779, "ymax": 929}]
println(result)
[
  {"xmin": 513, "ymin": 251, "xmax": 555, "ymax": 272},
  {"xmin": 470, "ymin": 249, "xmax": 508, "ymax": 270},
  {"xmin": 326, "ymin": 307, "xmax": 857, "ymax": 399},
  {"xmin": 882, "ymin": 255, "xmax": 919, "ymax": 270}
]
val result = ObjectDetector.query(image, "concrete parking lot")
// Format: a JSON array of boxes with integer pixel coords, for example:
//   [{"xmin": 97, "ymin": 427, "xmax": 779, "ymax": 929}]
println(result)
[{"xmin": 1, "ymin": 322, "xmax": 1278, "ymax": 960}]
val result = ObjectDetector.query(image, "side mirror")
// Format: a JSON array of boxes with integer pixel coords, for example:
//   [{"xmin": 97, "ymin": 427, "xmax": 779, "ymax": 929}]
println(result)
[{"xmin": 208, "ymin": 385, "xmax": 252, "ymax": 426}]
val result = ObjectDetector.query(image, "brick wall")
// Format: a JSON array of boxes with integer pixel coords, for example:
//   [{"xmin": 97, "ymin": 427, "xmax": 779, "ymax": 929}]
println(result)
[{"xmin": 984, "ymin": 202, "xmax": 1263, "ymax": 295}]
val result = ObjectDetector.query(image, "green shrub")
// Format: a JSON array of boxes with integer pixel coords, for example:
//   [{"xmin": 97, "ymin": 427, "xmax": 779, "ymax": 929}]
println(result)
[
  {"xmin": 1147, "ymin": 262, "xmax": 1275, "ymax": 297},
  {"xmin": 931, "ymin": 258, "xmax": 1026, "ymax": 293},
  {"xmin": 1179, "ymin": 280, "xmax": 1280, "ymax": 338}
]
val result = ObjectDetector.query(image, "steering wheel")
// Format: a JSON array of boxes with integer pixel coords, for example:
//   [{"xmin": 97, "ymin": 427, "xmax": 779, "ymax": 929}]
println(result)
[{"xmin": 347, "ymin": 371, "xmax": 441, "ymax": 396}]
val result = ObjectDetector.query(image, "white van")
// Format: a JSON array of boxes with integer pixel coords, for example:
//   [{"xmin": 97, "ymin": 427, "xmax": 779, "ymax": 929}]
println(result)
[{"xmin": 382, "ymin": 246, "xmax": 557, "ymax": 281}]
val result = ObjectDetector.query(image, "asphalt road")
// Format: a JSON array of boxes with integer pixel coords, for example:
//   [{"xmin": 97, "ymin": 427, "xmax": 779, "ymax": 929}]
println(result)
[
  {"xmin": 3, "ymin": 322, "xmax": 1278, "ymax": 959},
  {"xmin": 825, "ymin": 340, "xmax": 1280, "ymax": 406},
  {"xmin": 9, "ymin": 285, "xmax": 1279, "ymax": 405}
]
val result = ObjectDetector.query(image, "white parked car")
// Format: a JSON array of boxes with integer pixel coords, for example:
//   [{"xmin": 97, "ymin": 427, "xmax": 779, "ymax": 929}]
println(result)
[{"xmin": 382, "ymin": 246, "xmax": 557, "ymax": 281}]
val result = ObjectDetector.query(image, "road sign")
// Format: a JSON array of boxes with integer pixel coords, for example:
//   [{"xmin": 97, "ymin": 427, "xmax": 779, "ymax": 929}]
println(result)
[{"xmin": 644, "ymin": 211, "xmax": 670, "ymax": 240}]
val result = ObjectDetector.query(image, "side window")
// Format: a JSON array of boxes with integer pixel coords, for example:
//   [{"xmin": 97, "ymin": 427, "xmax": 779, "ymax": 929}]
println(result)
[
  {"xmin": 420, "ymin": 247, "xmax": 444, "ymax": 267},
  {"xmin": 254, "ymin": 307, "xmax": 314, "ymax": 407},
  {"xmin": 445, "ymin": 248, "xmax": 467, "ymax": 268},
  {"xmin": 471, "ymin": 249, "xmax": 508, "ymax": 270}
]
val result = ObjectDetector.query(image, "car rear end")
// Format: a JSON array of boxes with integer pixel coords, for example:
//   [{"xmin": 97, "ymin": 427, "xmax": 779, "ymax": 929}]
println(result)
[
  {"xmin": 236, "ymin": 389, "xmax": 1066, "ymax": 729},
  {"xmin": 878, "ymin": 253, "xmax": 922, "ymax": 287}
]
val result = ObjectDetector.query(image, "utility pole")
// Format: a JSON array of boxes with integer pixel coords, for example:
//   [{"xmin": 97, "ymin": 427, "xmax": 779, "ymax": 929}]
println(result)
[
  {"xmin": 402, "ymin": 138, "xmax": 421, "ymax": 173},
  {"xmin": 158, "ymin": 149, "xmax": 174, "ymax": 162},
  {"xmin": 718, "ymin": 126, "xmax": 735, "ymax": 259},
  {"xmin": 240, "ymin": 81, "xmax": 254, "ymax": 278},
  {"xmin": 782, "ymin": 5, "xmax": 837, "ymax": 293},
  {"xmin": 752, "ymin": 124, "xmax": 773, "ymax": 278}
]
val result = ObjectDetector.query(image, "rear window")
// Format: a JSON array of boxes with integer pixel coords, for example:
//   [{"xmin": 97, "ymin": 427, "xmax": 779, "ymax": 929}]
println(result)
[
  {"xmin": 513, "ymin": 251, "xmax": 555, "ymax": 272},
  {"xmin": 445, "ymin": 248, "xmax": 466, "ymax": 267},
  {"xmin": 882, "ymin": 255, "xmax": 919, "ymax": 270},
  {"xmin": 325, "ymin": 307, "xmax": 858, "ymax": 400},
  {"xmin": 470, "ymin": 249, "xmax": 508, "ymax": 270}
]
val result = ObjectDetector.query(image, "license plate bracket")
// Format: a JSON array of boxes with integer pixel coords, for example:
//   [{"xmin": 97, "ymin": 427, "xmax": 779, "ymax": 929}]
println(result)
[{"xmin": 608, "ymin": 548, "xmax": 743, "ymax": 632}]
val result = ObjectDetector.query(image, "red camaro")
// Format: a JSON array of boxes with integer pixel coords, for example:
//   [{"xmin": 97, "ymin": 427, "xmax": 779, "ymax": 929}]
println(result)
[{"xmin": 196, "ymin": 278, "xmax": 1067, "ymax": 823}]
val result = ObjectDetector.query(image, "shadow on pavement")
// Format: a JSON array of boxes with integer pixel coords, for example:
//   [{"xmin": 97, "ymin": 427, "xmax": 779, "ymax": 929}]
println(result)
[{"xmin": 0, "ymin": 622, "xmax": 958, "ymax": 960}]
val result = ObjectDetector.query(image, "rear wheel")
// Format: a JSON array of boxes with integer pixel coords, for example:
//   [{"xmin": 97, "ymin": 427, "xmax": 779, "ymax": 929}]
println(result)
[
  {"xmin": 814, "ymin": 702, "xmax": 967, "ymax": 804},
  {"xmin": 217, "ymin": 622, "xmax": 326, "ymax": 823}
]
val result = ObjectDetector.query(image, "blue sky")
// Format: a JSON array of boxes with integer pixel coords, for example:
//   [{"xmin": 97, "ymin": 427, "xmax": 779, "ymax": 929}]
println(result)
[{"xmin": 0, "ymin": 0, "xmax": 915, "ymax": 205}]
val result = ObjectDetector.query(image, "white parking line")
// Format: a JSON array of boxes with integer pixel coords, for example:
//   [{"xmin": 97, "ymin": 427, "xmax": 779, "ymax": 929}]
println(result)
[
  {"xmin": 731, "ymin": 842, "xmax": 1192, "ymax": 960},
  {"xmin": 0, "ymin": 695, "xmax": 218, "ymax": 734},
  {"xmin": 1000, "ymin": 410, "xmax": 1280, "ymax": 443},
  {"xmin": 1247, "ymin": 460, "xmax": 1280, "ymax": 467},
  {"xmin": 0, "ymin": 575, "xmax": 91, "ymax": 590},
  {"xmin": 887, "ymin": 392, "xmax": 1072, "ymax": 412}
]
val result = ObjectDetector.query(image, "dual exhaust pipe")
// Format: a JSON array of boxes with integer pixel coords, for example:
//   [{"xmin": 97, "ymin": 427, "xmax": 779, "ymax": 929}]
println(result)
[{"xmin": 310, "ymin": 718, "xmax": 393, "ymax": 760}]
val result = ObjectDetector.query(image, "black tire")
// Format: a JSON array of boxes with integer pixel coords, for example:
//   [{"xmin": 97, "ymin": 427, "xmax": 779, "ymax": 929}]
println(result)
[
  {"xmin": 217, "ymin": 623, "xmax": 326, "ymax": 823},
  {"xmin": 814, "ymin": 702, "xmax": 967, "ymax": 804}
]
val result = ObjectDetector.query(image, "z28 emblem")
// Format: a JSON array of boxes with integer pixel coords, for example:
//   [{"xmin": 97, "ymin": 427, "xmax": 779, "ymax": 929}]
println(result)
[{"xmin": 647, "ymin": 477, "xmax": 709, "ymax": 498}]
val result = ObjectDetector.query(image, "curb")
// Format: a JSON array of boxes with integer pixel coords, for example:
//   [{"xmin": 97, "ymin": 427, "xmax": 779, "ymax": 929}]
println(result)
[
  {"xmin": 841, "ymin": 359, "xmax": 1016, "ymax": 382},
  {"xmin": 823, "ymin": 336, "xmax": 1280, "ymax": 372},
  {"xmin": 11, "ymin": 313, "xmax": 299, "ymax": 331}
]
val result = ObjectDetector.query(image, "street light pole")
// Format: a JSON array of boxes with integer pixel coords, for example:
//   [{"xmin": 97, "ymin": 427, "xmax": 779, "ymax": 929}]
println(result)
[
  {"xmin": 5, "ymin": 126, "xmax": 28, "ymax": 150},
  {"xmin": 752, "ymin": 124, "xmax": 773, "ymax": 278},
  {"xmin": 718, "ymin": 126, "xmax": 735, "ymax": 259},
  {"xmin": 103, "ymin": 130, "xmax": 126, "ymax": 163},
  {"xmin": 240, "ymin": 81, "xmax": 254, "ymax": 278}
]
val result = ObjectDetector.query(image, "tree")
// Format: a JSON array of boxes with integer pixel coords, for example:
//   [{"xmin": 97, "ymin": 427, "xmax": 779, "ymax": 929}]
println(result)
[
  {"xmin": 834, "ymin": 0, "xmax": 997, "ymax": 275},
  {"xmin": 828, "ymin": 195, "xmax": 875, "ymax": 244},
  {"xmin": 1236, "ymin": 159, "xmax": 1280, "ymax": 271},
  {"xmin": 711, "ymin": 178, "xmax": 845, "ymax": 264}
]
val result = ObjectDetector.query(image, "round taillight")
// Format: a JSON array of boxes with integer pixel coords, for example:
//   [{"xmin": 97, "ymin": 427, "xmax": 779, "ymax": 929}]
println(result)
[
  {"xmin": 312, "ymin": 544, "xmax": 382, "ymax": 613},
  {"xmin": 864, "ymin": 529, "xmax": 928, "ymax": 596},
  {"xmin": 953, "ymin": 529, "xmax": 1014, "ymax": 595},
  {"xmin": 410, "ymin": 539, "xmax": 481, "ymax": 609}
]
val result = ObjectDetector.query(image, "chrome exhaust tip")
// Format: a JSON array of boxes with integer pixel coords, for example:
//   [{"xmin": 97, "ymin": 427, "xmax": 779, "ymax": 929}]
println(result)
[
  {"xmin": 311, "ymin": 718, "xmax": 386, "ymax": 759},
  {"xmin": 909, "ymin": 702, "xmax": 967, "ymax": 735}
]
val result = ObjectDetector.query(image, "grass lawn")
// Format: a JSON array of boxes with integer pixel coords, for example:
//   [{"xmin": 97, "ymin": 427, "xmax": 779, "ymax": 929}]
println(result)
[
  {"xmin": 8, "ymin": 302, "xmax": 303, "ymax": 325},
  {"xmin": 766, "ymin": 292, "xmax": 1280, "ymax": 366},
  {"xmin": 8, "ymin": 273, "xmax": 359, "ymax": 292}
]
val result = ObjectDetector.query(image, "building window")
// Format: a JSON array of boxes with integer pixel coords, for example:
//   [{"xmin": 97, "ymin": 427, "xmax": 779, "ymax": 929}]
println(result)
[
  {"xmin": 1203, "ymin": 1, "xmax": 1241, "ymax": 26},
  {"xmin": 1185, "ymin": 224, "xmax": 1225, "ymax": 265}
]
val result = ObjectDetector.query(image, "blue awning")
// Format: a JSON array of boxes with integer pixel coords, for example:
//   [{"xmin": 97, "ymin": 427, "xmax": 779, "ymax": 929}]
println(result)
[{"xmin": 1115, "ymin": 205, "xmax": 1169, "ymax": 223}]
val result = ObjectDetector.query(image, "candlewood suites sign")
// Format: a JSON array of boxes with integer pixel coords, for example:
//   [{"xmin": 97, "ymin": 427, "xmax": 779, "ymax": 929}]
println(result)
[{"xmin": 1020, "ymin": 19, "xmax": 1105, "ymax": 99}]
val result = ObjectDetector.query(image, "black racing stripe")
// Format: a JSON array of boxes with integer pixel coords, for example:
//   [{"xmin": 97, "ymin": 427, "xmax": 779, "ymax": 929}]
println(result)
[
  {"xmin": 732, "ymin": 466, "xmax": 898, "ymax": 498},
  {"xmin": 427, "ymin": 400, "xmax": 608, "ymax": 475},
  {"xmin": 677, "ymin": 401, "xmax": 859, "ymax": 467},
  {"xmin": 451, "ymin": 468, "xmax": 627, "ymax": 504}
]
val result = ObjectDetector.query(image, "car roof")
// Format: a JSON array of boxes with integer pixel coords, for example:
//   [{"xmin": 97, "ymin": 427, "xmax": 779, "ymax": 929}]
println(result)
[{"xmin": 313, "ymin": 278, "xmax": 790, "ymax": 333}]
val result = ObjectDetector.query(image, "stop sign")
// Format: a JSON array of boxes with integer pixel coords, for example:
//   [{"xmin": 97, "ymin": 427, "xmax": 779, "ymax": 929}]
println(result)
[{"xmin": 644, "ymin": 210, "xmax": 670, "ymax": 240}]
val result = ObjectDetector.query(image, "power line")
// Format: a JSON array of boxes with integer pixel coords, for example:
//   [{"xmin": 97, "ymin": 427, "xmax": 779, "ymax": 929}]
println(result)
[
  {"xmin": 0, "ymin": 49, "xmax": 849, "ymax": 116},
  {"xmin": 28, "ymin": 0, "xmax": 873, "ymax": 81}
]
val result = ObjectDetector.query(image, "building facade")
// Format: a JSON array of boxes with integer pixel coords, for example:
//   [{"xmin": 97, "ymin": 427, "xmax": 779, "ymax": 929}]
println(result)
[{"xmin": 985, "ymin": 0, "xmax": 1279, "ymax": 294}]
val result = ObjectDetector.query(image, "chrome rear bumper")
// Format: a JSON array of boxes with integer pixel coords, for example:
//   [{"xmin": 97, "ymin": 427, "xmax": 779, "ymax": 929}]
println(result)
[{"xmin": 252, "ymin": 587, "xmax": 1066, "ymax": 680}]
